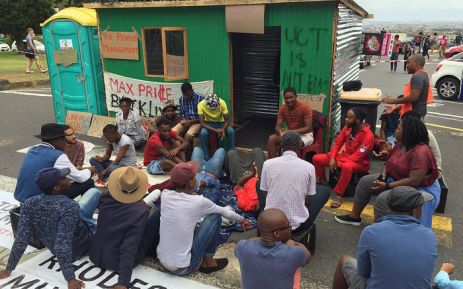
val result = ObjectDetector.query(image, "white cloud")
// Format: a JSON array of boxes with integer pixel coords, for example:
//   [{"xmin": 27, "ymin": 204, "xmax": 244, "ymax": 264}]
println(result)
[{"xmin": 355, "ymin": 0, "xmax": 463, "ymax": 21}]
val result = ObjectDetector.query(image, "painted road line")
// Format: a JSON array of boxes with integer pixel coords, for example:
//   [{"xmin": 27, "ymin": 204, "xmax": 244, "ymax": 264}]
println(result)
[
  {"xmin": 425, "ymin": 123, "xmax": 463, "ymax": 133},
  {"xmin": 427, "ymin": 115, "xmax": 463, "ymax": 123},
  {"xmin": 0, "ymin": 91, "xmax": 52, "ymax": 97},
  {"xmin": 428, "ymin": 111, "xmax": 463, "ymax": 119},
  {"xmin": 323, "ymin": 200, "xmax": 453, "ymax": 248}
]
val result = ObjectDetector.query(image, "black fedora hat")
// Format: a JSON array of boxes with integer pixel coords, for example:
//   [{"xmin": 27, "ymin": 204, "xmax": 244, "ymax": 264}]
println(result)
[{"xmin": 34, "ymin": 123, "xmax": 66, "ymax": 140}]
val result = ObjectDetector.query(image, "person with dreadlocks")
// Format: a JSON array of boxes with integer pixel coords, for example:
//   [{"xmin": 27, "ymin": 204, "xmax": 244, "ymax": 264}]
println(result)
[
  {"xmin": 260, "ymin": 131, "xmax": 330, "ymax": 240},
  {"xmin": 335, "ymin": 116, "xmax": 440, "ymax": 228}
]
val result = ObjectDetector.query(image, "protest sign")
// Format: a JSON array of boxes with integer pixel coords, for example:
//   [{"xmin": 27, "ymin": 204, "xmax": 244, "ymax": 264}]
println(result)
[
  {"xmin": 0, "ymin": 251, "xmax": 217, "ymax": 289},
  {"xmin": 65, "ymin": 111, "xmax": 93, "ymax": 135},
  {"xmin": 86, "ymin": 115, "xmax": 116, "ymax": 138},
  {"xmin": 101, "ymin": 32, "xmax": 139, "ymax": 60},
  {"xmin": 104, "ymin": 72, "xmax": 214, "ymax": 118}
]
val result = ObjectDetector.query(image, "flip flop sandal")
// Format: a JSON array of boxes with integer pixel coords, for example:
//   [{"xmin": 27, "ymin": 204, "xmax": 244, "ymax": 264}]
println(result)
[
  {"xmin": 330, "ymin": 196, "xmax": 343, "ymax": 209},
  {"xmin": 199, "ymin": 258, "xmax": 229, "ymax": 274}
]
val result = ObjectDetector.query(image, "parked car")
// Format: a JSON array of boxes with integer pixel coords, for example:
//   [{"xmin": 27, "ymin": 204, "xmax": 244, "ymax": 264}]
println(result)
[
  {"xmin": 0, "ymin": 43, "xmax": 10, "ymax": 51},
  {"xmin": 431, "ymin": 52, "xmax": 463, "ymax": 100},
  {"xmin": 11, "ymin": 40, "xmax": 45, "ymax": 53},
  {"xmin": 444, "ymin": 45, "xmax": 463, "ymax": 59}
]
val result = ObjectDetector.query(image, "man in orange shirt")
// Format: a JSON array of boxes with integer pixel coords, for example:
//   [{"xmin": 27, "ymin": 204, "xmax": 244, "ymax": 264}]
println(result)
[{"xmin": 267, "ymin": 87, "xmax": 313, "ymax": 159}]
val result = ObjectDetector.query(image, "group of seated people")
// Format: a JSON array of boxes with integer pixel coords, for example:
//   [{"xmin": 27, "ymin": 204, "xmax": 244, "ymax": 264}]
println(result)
[{"xmin": 1, "ymin": 83, "xmax": 457, "ymax": 289}]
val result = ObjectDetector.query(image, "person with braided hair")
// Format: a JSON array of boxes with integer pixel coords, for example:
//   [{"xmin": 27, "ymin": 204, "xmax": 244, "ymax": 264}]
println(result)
[{"xmin": 335, "ymin": 116, "xmax": 440, "ymax": 228}]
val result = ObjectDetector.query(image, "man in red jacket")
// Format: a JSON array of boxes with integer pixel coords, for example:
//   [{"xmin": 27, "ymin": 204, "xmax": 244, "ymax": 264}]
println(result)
[{"xmin": 312, "ymin": 107, "xmax": 374, "ymax": 208}]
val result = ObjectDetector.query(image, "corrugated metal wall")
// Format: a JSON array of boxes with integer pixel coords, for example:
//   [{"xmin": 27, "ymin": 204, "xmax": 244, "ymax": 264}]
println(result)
[{"xmin": 330, "ymin": 4, "xmax": 363, "ymax": 142}]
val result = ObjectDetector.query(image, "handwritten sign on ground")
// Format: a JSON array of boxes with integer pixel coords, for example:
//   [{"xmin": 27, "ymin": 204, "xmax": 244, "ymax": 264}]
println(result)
[
  {"xmin": 65, "ymin": 111, "xmax": 93, "ymax": 134},
  {"xmin": 0, "ymin": 191, "xmax": 36, "ymax": 253},
  {"xmin": 101, "ymin": 31, "xmax": 139, "ymax": 60},
  {"xmin": 0, "ymin": 251, "xmax": 218, "ymax": 289},
  {"xmin": 86, "ymin": 115, "xmax": 116, "ymax": 138},
  {"xmin": 298, "ymin": 93, "xmax": 326, "ymax": 112},
  {"xmin": 104, "ymin": 72, "xmax": 214, "ymax": 118}
]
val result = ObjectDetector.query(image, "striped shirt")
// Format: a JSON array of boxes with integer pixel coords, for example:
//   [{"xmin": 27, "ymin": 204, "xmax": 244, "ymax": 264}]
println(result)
[
  {"xmin": 178, "ymin": 91, "xmax": 204, "ymax": 120},
  {"xmin": 260, "ymin": 151, "xmax": 316, "ymax": 230}
]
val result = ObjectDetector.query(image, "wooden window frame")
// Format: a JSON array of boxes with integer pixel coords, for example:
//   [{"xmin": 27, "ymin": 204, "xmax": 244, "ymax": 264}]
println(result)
[{"xmin": 142, "ymin": 26, "xmax": 189, "ymax": 80}]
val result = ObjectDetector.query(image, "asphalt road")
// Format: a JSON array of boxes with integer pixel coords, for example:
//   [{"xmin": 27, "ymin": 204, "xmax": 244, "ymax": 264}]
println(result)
[{"xmin": 0, "ymin": 53, "xmax": 462, "ymax": 288}]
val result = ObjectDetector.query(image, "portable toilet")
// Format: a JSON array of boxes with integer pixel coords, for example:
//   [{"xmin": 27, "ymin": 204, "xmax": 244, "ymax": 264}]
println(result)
[{"xmin": 41, "ymin": 7, "xmax": 107, "ymax": 123}]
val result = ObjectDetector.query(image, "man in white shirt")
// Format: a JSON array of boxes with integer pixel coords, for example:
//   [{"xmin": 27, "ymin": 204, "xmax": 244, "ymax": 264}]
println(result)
[
  {"xmin": 157, "ymin": 161, "xmax": 252, "ymax": 275},
  {"xmin": 15, "ymin": 123, "xmax": 97, "ymax": 202},
  {"xmin": 260, "ymin": 131, "xmax": 330, "ymax": 238}
]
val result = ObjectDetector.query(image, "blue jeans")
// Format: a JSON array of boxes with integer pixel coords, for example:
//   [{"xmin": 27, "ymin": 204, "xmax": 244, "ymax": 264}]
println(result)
[
  {"xmin": 195, "ymin": 172, "xmax": 221, "ymax": 204},
  {"xmin": 146, "ymin": 158, "xmax": 166, "ymax": 175},
  {"xmin": 89, "ymin": 158, "xmax": 124, "ymax": 181},
  {"xmin": 420, "ymin": 179, "xmax": 441, "ymax": 228},
  {"xmin": 200, "ymin": 122, "xmax": 235, "ymax": 158},
  {"xmin": 78, "ymin": 188, "xmax": 101, "ymax": 234},
  {"xmin": 191, "ymin": 147, "xmax": 226, "ymax": 177},
  {"xmin": 173, "ymin": 214, "xmax": 221, "ymax": 276}
]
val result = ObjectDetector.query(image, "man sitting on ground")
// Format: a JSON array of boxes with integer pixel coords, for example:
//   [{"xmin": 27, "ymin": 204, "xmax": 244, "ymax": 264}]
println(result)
[
  {"xmin": 157, "ymin": 162, "xmax": 252, "ymax": 276},
  {"xmin": 144, "ymin": 119, "xmax": 188, "ymax": 175},
  {"xmin": 90, "ymin": 124, "xmax": 137, "ymax": 183},
  {"xmin": 0, "ymin": 167, "xmax": 100, "ymax": 289},
  {"xmin": 312, "ymin": 108, "xmax": 374, "ymax": 208},
  {"xmin": 235, "ymin": 208, "xmax": 311, "ymax": 289},
  {"xmin": 63, "ymin": 125, "xmax": 86, "ymax": 170},
  {"xmin": 267, "ymin": 87, "xmax": 313, "ymax": 159},
  {"xmin": 90, "ymin": 167, "xmax": 161, "ymax": 289},
  {"xmin": 332, "ymin": 186, "xmax": 437, "ymax": 289},
  {"xmin": 173, "ymin": 82, "xmax": 204, "ymax": 141},
  {"xmin": 260, "ymin": 131, "xmax": 330, "ymax": 242},
  {"xmin": 15, "ymin": 123, "xmax": 96, "ymax": 202},
  {"xmin": 198, "ymin": 93, "xmax": 235, "ymax": 157},
  {"xmin": 149, "ymin": 100, "xmax": 182, "ymax": 134}
]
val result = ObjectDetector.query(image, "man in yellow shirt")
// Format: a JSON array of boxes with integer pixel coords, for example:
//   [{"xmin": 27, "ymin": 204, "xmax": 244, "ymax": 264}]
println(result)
[{"xmin": 198, "ymin": 93, "xmax": 235, "ymax": 158}]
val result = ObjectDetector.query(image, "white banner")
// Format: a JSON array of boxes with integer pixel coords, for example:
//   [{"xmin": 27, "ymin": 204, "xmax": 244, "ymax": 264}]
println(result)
[
  {"xmin": 104, "ymin": 72, "xmax": 214, "ymax": 118},
  {"xmin": 0, "ymin": 251, "xmax": 217, "ymax": 289},
  {"xmin": 0, "ymin": 191, "xmax": 36, "ymax": 254}
]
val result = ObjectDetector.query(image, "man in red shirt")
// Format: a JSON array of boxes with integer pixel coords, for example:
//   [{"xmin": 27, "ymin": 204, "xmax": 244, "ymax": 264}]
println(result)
[
  {"xmin": 267, "ymin": 87, "xmax": 313, "ymax": 159},
  {"xmin": 312, "ymin": 107, "xmax": 374, "ymax": 208},
  {"xmin": 144, "ymin": 119, "xmax": 188, "ymax": 175}
]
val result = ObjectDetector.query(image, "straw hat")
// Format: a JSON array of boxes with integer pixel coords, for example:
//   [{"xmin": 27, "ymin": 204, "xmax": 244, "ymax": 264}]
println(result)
[{"xmin": 107, "ymin": 167, "xmax": 149, "ymax": 203}]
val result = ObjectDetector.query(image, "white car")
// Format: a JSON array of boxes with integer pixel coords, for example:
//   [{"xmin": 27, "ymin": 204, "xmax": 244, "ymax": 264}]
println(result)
[
  {"xmin": 431, "ymin": 52, "xmax": 463, "ymax": 100},
  {"xmin": 11, "ymin": 40, "xmax": 46, "ymax": 53},
  {"xmin": 0, "ymin": 43, "xmax": 10, "ymax": 51}
]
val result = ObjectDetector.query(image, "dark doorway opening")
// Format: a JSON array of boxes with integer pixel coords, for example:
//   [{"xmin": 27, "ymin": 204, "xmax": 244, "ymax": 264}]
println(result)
[{"xmin": 231, "ymin": 27, "xmax": 281, "ymax": 149}]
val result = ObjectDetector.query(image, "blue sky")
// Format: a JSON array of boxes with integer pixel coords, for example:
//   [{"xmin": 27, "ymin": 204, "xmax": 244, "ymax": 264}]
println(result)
[{"xmin": 355, "ymin": 0, "xmax": 463, "ymax": 22}]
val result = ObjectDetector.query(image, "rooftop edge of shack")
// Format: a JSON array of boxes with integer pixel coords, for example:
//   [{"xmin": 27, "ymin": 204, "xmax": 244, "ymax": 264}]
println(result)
[{"xmin": 83, "ymin": 0, "xmax": 369, "ymax": 18}]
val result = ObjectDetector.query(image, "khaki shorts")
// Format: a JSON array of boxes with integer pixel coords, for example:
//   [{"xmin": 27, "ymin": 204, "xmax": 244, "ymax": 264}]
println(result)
[
  {"xmin": 342, "ymin": 258, "xmax": 367, "ymax": 289},
  {"xmin": 172, "ymin": 123, "xmax": 201, "ymax": 138}
]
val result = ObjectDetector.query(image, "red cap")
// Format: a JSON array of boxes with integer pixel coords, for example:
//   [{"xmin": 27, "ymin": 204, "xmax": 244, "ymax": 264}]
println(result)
[{"xmin": 169, "ymin": 161, "xmax": 200, "ymax": 186}]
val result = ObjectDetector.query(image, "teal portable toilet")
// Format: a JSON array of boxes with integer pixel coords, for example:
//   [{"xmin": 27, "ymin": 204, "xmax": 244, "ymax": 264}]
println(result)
[{"xmin": 41, "ymin": 8, "xmax": 107, "ymax": 123}]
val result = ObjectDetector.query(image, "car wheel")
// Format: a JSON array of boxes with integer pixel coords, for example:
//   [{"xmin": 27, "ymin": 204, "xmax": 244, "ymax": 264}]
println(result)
[{"xmin": 436, "ymin": 77, "xmax": 460, "ymax": 100}]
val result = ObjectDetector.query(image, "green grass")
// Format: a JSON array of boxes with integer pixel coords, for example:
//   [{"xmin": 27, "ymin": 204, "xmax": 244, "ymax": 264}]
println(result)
[{"xmin": 0, "ymin": 52, "xmax": 49, "ymax": 83}]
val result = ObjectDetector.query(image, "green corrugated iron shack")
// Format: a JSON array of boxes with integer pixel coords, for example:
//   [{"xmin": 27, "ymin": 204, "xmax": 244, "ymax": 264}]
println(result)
[{"xmin": 85, "ymin": 0, "xmax": 369, "ymax": 147}]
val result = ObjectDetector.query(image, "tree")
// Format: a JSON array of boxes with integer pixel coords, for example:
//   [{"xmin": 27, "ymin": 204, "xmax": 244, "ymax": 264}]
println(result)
[{"xmin": 0, "ymin": 0, "xmax": 54, "ymax": 51}]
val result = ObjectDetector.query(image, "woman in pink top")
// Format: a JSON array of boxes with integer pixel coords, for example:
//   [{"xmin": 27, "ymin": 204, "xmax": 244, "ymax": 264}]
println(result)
[
  {"xmin": 390, "ymin": 35, "xmax": 401, "ymax": 72},
  {"xmin": 439, "ymin": 35, "xmax": 448, "ymax": 59}
]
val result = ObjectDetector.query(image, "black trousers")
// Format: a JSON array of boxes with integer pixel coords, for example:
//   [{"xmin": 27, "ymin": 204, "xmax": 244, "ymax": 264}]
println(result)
[{"xmin": 63, "ymin": 178, "xmax": 95, "ymax": 199}]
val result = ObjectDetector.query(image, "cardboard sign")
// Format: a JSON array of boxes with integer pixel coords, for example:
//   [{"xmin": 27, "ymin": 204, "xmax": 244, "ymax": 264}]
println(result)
[
  {"xmin": 0, "ymin": 251, "xmax": 217, "ymax": 289},
  {"xmin": 381, "ymin": 33, "xmax": 393, "ymax": 57},
  {"xmin": 101, "ymin": 31, "xmax": 139, "ymax": 60},
  {"xmin": 65, "ymin": 111, "xmax": 93, "ymax": 135},
  {"xmin": 86, "ymin": 115, "xmax": 116, "ymax": 138},
  {"xmin": 298, "ymin": 93, "xmax": 326, "ymax": 113},
  {"xmin": 226, "ymin": 5, "xmax": 265, "ymax": 34},
  {"xmin": 53, "ymin": 49, "xmax": 78, "ymax": 67},
  {"xmin": 104, "ymin": 72, "xmax": 214, "ymax": 118}
]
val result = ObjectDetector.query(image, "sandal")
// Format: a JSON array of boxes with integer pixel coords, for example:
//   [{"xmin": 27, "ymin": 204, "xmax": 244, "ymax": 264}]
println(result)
[{"xmin": 330, "ymin": 196, "xmax": 343, "ymax": 208}]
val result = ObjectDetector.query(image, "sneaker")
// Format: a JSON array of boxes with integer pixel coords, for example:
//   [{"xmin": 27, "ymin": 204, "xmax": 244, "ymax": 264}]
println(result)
[
  {"xmin": 25, "ymin": 70, "xmax": 33, "ymax": 74},
  {"xmin": 40, "ymin": 68, "xmax": 48, "ymax": 73},
  {"xmin": 334, "ymin": 214, "xmax": 361, "ymax": 226},
  {"xmin": 144, "ymin": 189, "xmax": 161, "ymax": 207}
]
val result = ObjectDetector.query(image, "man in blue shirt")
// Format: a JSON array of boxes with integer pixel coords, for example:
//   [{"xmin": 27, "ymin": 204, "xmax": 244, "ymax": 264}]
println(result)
[
  {"xmin": 332, "ymin": 186, "xmax": 437, "ymax": 289},
  {"xmin": 0, "ymin": 167, "xmax": 100, "ymax": 289},
  {"xmin": 172, "ymin": 82, "xmax": 204, "ymax": 141}
]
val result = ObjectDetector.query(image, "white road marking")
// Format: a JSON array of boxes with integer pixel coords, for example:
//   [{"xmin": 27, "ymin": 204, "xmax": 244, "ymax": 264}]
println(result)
[
  {"xmin": 0, "ymin": 91, "xmax": 52, "ymax": 97},
  {"xmin": 427, "ymin": 111, "xmax": 463, "ymax": 120},
  {"xmin": 427, "ymin": 115, "xmax": 463, "ymax": 123}
]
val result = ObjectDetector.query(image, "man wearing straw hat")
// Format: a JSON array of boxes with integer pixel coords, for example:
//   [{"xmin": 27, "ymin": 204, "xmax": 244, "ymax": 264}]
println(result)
[{"xmin": 90, "ymin": 167, "xmax": 161, "ymax": 289}]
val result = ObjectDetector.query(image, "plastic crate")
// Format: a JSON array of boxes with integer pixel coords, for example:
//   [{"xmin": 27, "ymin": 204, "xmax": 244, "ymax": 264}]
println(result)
[{"xmin": 9, "ymin": 206, "xmax": 45, "ymax": 249}]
